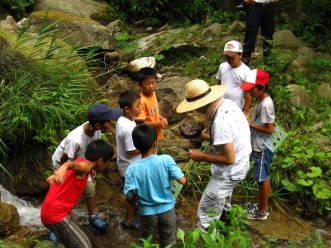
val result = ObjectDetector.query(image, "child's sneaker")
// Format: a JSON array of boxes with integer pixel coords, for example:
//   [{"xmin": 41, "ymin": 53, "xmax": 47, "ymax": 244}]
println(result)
[
  {"xmin": 245, "ymin": 202, "xmax": 269, "ymax": 214},
  {"xmin": 49, "ymin": 231, "xmax": 59, "ymax": 244},
  {"xmin": 246, "ymin": 207, "xmax": 269, "ymax": 220},
  {"xmin": 122, "ymin": 219, "xmax": 140, "ymax": 229},
  {"xmin": 89, "ymin": 216, "xmax": 108, "ymax": 232}
]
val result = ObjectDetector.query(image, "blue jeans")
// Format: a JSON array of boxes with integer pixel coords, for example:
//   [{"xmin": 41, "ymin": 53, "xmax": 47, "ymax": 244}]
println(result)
[{"xmin": 252, "ymin": 149, "xmax": 275, "ymax": 182}]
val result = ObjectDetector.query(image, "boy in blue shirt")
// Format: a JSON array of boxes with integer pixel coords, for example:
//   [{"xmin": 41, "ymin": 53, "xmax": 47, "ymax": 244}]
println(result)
[
  {"xmin": 240, "ymin": 68, "xmax": 275, "ymax": 220},
  {"xmin": 124, "ymin": 124, "xmax": 187, "ymax": 247}
]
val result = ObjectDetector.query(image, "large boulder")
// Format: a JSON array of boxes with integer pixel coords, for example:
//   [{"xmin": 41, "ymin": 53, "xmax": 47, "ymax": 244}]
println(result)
[
  {"xmin": 27, "ymin": 10, "xmax": 114, "ymax": 49},
  {"xmin": 33, "ymin": 0, "xmax": 111, "ymax": 18}
]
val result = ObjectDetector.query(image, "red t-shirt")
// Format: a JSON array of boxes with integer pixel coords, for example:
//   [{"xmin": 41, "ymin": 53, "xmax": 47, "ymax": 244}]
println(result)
[{"xmin": 40, "ymin": 158, "xmax": 88, "ymax": 225}]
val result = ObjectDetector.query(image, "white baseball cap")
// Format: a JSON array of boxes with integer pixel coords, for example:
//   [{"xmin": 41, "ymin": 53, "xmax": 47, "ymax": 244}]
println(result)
[{"xmin": 223, "ymin": 40, "xmax": 243, "ymax": 57}]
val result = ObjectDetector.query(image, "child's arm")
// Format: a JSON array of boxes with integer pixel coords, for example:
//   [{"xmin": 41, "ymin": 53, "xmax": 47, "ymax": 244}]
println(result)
[
  {"xmin": 126, "ymin": 149, "xmax": 140, "ymax": 155},
  {"xmin": 177, "ymin": 176, "xmax": 187, "ymax": 185},
  {"xmin": 53, "ymin": 161, "xmax": 88, "ymax": 185},
  {"xmin": 249, "ymin": 122, "xmax": 274, "ymax": 134},
  {"xmin": 242, "ymin": 92, "xmax": 252, "ymax": 116}
]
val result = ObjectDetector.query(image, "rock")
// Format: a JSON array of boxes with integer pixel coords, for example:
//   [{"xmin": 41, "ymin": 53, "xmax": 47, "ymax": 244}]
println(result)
[
  {"xmin": 178, "ymin": 121, "xmax": 205, "ymax": 139},
  {"xmin": 317, "ymin": 83, "xmax": 331, "ymax": 100},
  {"xmin": 157, "ymin": 76, "xmax": 192, "ymax": 123},
  {"xmin": 227, "ymin": 20, "xmax": 245, "ymax": 34},
  {"xmin": 273, "ymin": 30, "xmax": 305, "ymax": 49},
  {"xmin": 285, "ymin": 84, "xmax": 311, "ymax": 107},
  {"xmin": 136, "ymin": 29, "xmax": 182, "ymax": 53},
  {"xmin": 201, "ymin": 23, "xmax": 222, "ymax": 38},
  {"xmin": 27, "ymin": 10, "xmax": 114, "ymax": 49},
  {"xmin": 159, "ymin": 98, "xmax": 175, "ymax": 119},
  {"xmin": 33, "ymin": 0, "xmax": 111, "ymax": 18},
  {"xmin": 292, "ymin": 47, "xmax": 316, "ymax": 72},
  {"xmin": 6, "ymin": 15, "xmax": 16, "ymax": 30},
  {"xmin": 127, "ymin": 57, "xmax": 157, "ymax": 74},
  {"xmin": 106, "ymin": 20, "xmax": 124, "ymax": 34},
  {"xmin": 0, "ymin": 202, "xmax": 20, "ymax": 235}
]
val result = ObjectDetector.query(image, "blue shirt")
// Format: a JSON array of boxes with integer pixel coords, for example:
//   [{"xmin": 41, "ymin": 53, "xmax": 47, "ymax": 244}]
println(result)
[{"xmin": 124, "ymin": 154, "xmax": 184, "ymax": 215}]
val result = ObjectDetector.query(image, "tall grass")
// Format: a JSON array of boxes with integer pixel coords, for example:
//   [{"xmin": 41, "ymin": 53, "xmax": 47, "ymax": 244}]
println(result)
[{"xmin": 0, "ymin": 12, "xmax": 104, "ymax": 176}]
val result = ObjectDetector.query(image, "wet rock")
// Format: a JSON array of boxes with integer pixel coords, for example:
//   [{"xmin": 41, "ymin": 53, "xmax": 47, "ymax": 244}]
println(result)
[
  {"xmin": 179, "ymin": 121, "xmax": 205, "ymax": 139},
  {"xmin": 0, "ymin": 202, "xmax": 20, "ymax": 235}
]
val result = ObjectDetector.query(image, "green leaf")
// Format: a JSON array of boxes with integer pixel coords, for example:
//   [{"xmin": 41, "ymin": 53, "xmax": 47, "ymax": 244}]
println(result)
[
  {"xmin": 176, "ymin": 228, "xmax": 185, "ymax": 242},
  {"xmin": 297, "ymin": 179, "xmax": 313, "ymax": 186},
  {"xmin": 313, "ymin": 185, "xmax": 331, "ymax": 199},
  {"xmin": 162, "ymin": 44, "xmax": 172, "ymax": 50},
  {"xmin": 115, "ymin": 33, "xmax": 130, "ymax": 41},
  {"xmin": 306, "ymin": 166, "xmax": 322, "ymax": 178},
  {"xmin": 282, "ymin": 178, "xmax": 300, "ymax": 191}
]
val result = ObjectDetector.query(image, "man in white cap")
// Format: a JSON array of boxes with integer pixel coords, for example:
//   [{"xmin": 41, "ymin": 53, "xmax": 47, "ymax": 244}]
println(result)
[
  {"xmin": 177, "ymin": 79, "xmax": 251, "ymax": 232},
  {"xmin": 216, "ymin": 40, "xmax": 252, "ymax": 117}
]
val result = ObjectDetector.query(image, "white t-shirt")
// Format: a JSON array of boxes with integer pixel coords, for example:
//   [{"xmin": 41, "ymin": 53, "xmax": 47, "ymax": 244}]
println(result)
[
  {"xmin": 52, "ymin": 122, "xmax": 100, "ymax": 181},
  {"xmin": 252, "ymin": 96, "xmax": 275, "ymax": 151},
  {"xmin": 210, "ymin": 99, "xmax": 252, "ymax": 178},
  {"xmin": 116, "ymin": 116, "xmax": 141, "ymax": 177},
  {"xmin": 216, "ymin": 62, "xmax": 251, "ymax": 109}
]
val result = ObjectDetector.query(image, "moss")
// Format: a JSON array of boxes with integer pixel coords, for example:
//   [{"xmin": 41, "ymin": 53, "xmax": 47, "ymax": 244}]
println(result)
[{"xmin": 29, "ymin": 10, "xmax": 97, "ymax": 25}]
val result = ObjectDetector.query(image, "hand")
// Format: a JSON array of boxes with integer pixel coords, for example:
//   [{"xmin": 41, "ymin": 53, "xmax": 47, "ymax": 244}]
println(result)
[
  {"xmin": 158, "ymin": 117, "xmax": 168, "ymax": 128},
  {"xmin": 53, "ymin": 168, "xmax": 67, "ymax": 186},
  {"xmin": 245, "ymin": 114, "xmax": 252, "ymax": 124},
  {"xmin": 188, "ymin": 149, "xmax": 204, "ymax": 162}
]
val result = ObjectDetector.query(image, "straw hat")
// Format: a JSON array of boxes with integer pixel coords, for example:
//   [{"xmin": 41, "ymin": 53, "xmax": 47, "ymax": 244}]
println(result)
[{"xmin": 176, "ymin": 79, "xmax": 227, "ymax": 113}]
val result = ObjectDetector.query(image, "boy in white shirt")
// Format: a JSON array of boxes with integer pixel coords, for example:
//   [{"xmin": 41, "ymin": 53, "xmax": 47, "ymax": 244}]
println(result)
[
  {"xmin": 216, "ymin": 40, "xmax": 252, "ymax": 116},
  {"xmin": 116, "ymin": 90, "xmax": 142, "ymax": 229}
]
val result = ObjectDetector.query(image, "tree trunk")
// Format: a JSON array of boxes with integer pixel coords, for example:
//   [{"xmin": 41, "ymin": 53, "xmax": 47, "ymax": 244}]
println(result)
[{"xmin": 291, "ymin": 0, "xmax": 303, "ymax": 21}]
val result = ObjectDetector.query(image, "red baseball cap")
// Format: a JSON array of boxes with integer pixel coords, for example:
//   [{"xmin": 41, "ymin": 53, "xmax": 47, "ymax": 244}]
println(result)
[{"xmin": 240, "ymin": 69, "xmax": 270, "ymax": 91}]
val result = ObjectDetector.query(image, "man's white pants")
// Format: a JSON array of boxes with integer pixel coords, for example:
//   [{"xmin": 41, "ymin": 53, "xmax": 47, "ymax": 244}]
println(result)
[{"xmin": 197, "ymin": 161, "xmax": 249, "ymax": 231}]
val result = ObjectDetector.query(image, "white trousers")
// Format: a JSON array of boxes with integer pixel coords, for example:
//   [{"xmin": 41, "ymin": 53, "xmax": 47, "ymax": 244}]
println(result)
[{"xmin": 197, "ymin": 160, "xmax": 250, "ymax": 231}]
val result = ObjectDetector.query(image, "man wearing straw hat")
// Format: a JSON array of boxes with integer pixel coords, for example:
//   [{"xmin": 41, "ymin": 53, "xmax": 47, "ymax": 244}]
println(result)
[{"xmin": 177, "ymin": 79, "xmax": 252, "ymax": 231}]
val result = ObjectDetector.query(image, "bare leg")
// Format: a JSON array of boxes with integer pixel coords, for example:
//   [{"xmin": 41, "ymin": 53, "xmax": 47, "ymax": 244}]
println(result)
[
  {"xmin": 125, "ymin": 200, "xmax": 136, "ymax": 223},
  {"xmin": 85, "ymin": 196, "xmax": 95, "ymax": 215},
  {"xmin": 258, "ymin": 178, "xmax": 270, "ymax": 213}
]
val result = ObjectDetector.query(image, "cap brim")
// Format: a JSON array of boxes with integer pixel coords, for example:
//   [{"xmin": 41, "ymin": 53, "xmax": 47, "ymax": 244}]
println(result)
[
  {"xmin": 107, "ymin": 108, "xmax": 123, "ymax": 120},
  {"xmin": 240, "ymin": 82, "xmax": 255, "ymax": 91},
  {"xmin": 223, "ymin": 51, "xmax": 238, "ymax": 57},
  {"xmin": 176, "ymin": 85, "xmax": 227, "ymax": 113}
]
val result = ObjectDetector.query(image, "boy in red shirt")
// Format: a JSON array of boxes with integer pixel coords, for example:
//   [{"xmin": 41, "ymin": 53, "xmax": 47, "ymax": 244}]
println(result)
[{"xmin": 41, "ymin": 139, "xmax": 114, "ymax": 248}]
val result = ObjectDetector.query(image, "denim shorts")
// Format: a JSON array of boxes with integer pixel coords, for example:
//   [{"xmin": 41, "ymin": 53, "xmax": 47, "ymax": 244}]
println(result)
[{"xmin": 252, "ymin": 149, "xmax": 275, "ymax": 182}]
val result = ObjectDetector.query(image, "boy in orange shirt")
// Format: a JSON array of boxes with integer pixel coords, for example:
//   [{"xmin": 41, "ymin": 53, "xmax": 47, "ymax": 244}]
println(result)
[{"xmin": 135, "ymin": 67, "xmax": 168, "ymax": 142}]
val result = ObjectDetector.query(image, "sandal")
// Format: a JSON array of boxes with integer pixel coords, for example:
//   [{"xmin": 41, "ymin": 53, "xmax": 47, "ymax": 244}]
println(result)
[{"xmin": 122, "ymin": 219, "xmax": 140, "ymax": 229}]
